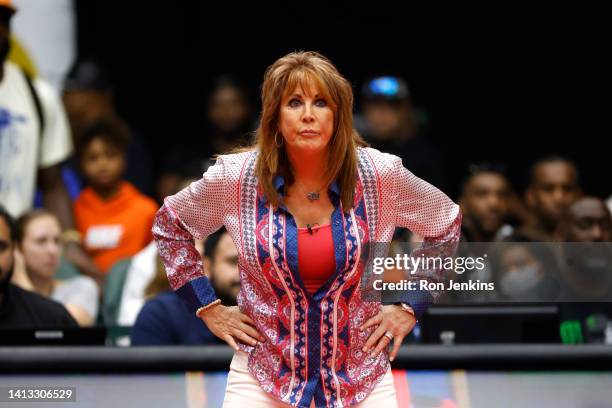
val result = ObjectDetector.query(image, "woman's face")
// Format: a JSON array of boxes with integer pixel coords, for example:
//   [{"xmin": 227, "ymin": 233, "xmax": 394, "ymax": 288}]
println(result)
[
  {"xmin": 278, "ymin": 83, "xmax": 334, "ymax": 155},
  {"xmin": 20, "ymin": 216, "xmax": 61, "ymax": 280}
]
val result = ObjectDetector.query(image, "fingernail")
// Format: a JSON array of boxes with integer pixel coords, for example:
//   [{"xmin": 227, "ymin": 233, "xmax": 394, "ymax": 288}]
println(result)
[{"xmin": 390, "ymin": 357, "xmax": 394, "ymax": 362}]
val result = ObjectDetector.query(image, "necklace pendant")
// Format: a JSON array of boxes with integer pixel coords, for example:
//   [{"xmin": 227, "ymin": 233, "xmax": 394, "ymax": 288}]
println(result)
[{"xmin": 306, "ymin": 192, "xmax": 320, "ymax": 201}]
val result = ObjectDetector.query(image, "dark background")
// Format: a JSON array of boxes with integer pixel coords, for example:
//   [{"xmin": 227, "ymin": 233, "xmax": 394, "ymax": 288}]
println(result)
[{"xmin": 74, "ymin": 1, "xmax": 610, "ymax": 200}]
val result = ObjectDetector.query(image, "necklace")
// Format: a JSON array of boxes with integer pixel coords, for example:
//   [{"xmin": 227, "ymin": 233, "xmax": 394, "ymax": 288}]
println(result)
[
  {"xmin": 306, "ymin": 192, "xmax": 320, "ymax": 201},
  {"xmin": 292, "ymin": 180, "xmax": 323, "ymax": 202}
]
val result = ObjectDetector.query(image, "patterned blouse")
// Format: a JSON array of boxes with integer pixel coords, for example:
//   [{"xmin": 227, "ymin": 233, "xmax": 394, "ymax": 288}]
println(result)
[{"xmin": 153, "ymin": 147, "xmax": 462, "ymax": 408}]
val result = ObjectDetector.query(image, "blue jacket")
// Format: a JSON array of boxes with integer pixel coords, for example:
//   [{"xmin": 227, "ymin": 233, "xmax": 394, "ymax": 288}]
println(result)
[{"xmin": 130, "ymin": 290, "xmax": 222, "ymax": 346}]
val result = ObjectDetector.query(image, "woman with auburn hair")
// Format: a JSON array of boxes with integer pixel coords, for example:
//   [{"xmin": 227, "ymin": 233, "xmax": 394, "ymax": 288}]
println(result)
[{"xmin": 154, "ymin": 51, "xmax": 462, "ymax": 407}]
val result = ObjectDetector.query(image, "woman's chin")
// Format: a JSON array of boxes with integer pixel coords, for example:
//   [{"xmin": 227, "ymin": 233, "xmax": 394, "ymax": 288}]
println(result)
[
  {"xmin": 42, "ymin": 266, "xmax": 59, "ymax": 279},
  {"xmin": 288, "ymin": 140, "xmax": 329, "ymax": 154}
]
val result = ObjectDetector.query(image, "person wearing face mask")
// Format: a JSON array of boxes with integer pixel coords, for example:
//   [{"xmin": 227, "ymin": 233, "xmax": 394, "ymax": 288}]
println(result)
[
  {"xmin": 0, "ymin": 205, "xmax": 78, "ymax": 328},
  {"xmin": 499, "ymin": 263, "xmax": 542, "ymax": 299},
  {"xmin": 13, "ymin": 209, "xmax": 99, "ymax": 326},
  {"xmin": 493, "ymin": 242, "xmax": 560, "ymax": 302}
]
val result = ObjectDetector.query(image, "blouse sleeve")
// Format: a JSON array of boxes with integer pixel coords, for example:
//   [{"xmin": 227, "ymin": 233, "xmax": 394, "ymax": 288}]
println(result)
[
  {"xmin": 152, "ymin": 157, "xmax": 227, "ymax": 314},
  {"xmin": 392, "ymin": 156, "xmax": 462, "ymax": 319}
]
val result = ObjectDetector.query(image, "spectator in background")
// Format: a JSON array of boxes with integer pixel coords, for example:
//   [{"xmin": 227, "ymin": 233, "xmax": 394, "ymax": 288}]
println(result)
[
  {"xmin": 74, "ymin": 119, "xmax": 158, "ymax": 274},
  {"xmin": 106, "ymin": 175, "xmax": 207, "ymax": 330},
  {"xmin": 491, "ymin": 241, "xmax": 560, "ymax": 302},
  {"xmin": 459, "ymin": 163, "xmax": 513, "ymax": 242},
  {"xmin": 447, "ymin": 163, "xmax": 521, "ymax": 303},
  {"xmin": 131, "ymin": 228, "xmax": 237, "ymax": 345},
  {"xmin": 63, "ymin": 59, "xmax": 154, "ymax": 196},
  {"xmin": 516, "ymin": 155, "xmax": 582, "ymax": 241},
  {"xmin": 555, "ymin": 196, "xmax": 612, "ymax": 300},
  {"xmin": 12, "ymin": 209, "xmax": 98, "ymax": 326},
  {"xmin": 0, "ymin": 1, "xmax": 103, "ymax": 287},
  {"xmin": 157, "ymin": 76, "xmax": 254, "ymax": 202},
  {"xmin": 0, "ymin": 205, "xmax": 77, "ymax": 328},
  {"xmin": 207, "ymin": 76, "xmax": 254, "ymax": 154},
  {"xmin": 555, "ymin": 196, "xmax": 612, "ymax": 343},
  {"xmin": 359, "ymin": 76, "xmax": 448, "ymax": 191}
]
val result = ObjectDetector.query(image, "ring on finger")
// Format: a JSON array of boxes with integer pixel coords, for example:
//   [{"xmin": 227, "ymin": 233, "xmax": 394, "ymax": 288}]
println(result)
[{"xmin": 384, "ymin": 331, "xmax": 394, "ymax": 341}]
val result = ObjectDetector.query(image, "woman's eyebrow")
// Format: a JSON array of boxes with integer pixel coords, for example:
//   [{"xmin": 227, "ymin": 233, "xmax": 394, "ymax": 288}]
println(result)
[{"xmin": 289, "ymin": 93, "xmax": 321, "ymax": 98}]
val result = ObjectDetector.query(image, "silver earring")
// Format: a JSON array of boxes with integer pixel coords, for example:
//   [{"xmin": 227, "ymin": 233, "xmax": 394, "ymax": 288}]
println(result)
[{"xmin": 274, "ymin": 132, "xmax": 283, "ymax": 147}]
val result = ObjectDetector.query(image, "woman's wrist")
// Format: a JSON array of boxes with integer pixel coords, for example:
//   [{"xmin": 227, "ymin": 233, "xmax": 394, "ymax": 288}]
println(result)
[
  {"xmin": 394, "ymin": 302, "xmax": 417, "ymax": 322},
  {"xmin": 195, "ymin": 299, "xmax": 222, "ymax": 319}
]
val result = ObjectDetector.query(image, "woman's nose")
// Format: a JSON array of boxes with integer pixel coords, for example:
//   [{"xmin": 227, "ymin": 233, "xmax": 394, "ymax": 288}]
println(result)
[
  {"xmin": 48, "ymin": 242, "xmax": 60, "ymax": 256},
  {"xmin": 302, "ymin": 103, "xmax": 315, "ymax": 122}
]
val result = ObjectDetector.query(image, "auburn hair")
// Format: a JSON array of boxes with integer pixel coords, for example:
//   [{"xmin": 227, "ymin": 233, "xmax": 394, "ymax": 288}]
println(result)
[{"xmin": 251, "ymin": 51, "xmax": 367, "ymax": 209}]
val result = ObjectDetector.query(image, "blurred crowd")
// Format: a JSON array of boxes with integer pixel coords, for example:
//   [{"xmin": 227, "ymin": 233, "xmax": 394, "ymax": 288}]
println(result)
[{"xmin": 1, "ymin": 1, "xmax": 611, "ymax": 346}]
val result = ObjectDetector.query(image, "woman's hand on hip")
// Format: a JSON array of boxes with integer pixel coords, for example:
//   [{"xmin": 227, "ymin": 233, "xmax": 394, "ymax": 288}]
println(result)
[
  {"xmin": 360, "ymin": 304, "xmax": 417, "ymax": 362},
  {"xmin": 199, "ymin": 304, "xmax": 266, "ymax": 350}
]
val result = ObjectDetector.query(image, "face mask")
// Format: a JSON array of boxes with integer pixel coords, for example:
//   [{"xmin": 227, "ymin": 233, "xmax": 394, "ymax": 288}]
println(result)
[{"xmin": 500, "ymin": 265, "xmax": 541, "ymax": 298}]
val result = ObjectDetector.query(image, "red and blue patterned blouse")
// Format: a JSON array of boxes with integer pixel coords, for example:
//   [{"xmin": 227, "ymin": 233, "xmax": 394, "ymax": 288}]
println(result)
[{"xmin": 153, "ymin": 147, "xmax": 462, "ymax": 407}]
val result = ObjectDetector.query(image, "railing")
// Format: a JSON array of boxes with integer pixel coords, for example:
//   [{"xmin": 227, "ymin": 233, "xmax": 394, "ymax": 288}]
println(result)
[{"xmin": 1, "ymin": 344, "xmax": 612, "ymax": 373}]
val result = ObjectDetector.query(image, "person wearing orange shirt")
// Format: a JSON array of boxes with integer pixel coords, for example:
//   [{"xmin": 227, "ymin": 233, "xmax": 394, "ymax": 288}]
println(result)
[{"xmin": 74, "ymin": 118, "xmax": 157, "ymax": 273}]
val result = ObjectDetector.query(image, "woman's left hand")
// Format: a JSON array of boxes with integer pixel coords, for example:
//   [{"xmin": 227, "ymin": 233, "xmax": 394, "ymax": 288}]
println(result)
[{"xmin": 360, "ymin": 304, "xmax": 417, "ymax": 362}]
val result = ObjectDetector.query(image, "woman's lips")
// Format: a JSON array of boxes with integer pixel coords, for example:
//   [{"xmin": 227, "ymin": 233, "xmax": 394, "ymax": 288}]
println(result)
[{"xmin": 299, "ymin": 130, "xmax": 319, "ymax": 136}]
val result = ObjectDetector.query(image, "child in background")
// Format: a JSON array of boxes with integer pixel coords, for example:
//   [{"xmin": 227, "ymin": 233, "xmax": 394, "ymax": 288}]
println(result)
[{"xmin": 73, "ymin": 119, "xmax": 158, "ymax": 274}]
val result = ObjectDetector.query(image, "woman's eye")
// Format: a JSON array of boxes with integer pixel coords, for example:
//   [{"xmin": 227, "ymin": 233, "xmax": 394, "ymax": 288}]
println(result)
[
  {"xmin": 315, "ymin": 99, "xmax": 327, "ymax": 107},
  {"xmin": 289, "ymin": 98, "xmax": 301, "ymax": 107}
]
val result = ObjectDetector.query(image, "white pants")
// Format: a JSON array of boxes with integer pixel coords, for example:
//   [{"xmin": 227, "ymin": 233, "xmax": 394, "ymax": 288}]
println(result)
[{"xmin": 222, "ymin": 351, "xmax": 398, "ymax": 408}]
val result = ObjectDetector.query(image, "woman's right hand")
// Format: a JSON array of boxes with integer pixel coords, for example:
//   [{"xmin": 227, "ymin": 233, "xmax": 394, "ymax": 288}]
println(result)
[{"xmin": 199, "ymin": 304, "xmax": 266, "ymax": 350}]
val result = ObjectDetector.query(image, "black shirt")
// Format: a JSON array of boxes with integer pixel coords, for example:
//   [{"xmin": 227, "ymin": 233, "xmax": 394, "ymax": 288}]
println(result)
[{"xmin": 0, "ymin": 283, "xmax": 78, "ymax": 328}]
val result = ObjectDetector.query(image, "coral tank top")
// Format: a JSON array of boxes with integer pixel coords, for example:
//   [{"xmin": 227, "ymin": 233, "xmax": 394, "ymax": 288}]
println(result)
[{"xmin": 297, "ymin": 223, "xmax": 336, "ymax": 295}]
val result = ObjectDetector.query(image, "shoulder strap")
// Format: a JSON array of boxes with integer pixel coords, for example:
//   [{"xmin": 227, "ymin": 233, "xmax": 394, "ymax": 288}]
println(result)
[{"xmin": 19, "ymin": 67, "xmax": 45, "ymax": 140}]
